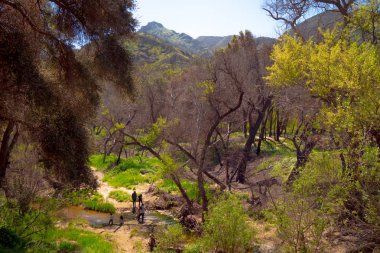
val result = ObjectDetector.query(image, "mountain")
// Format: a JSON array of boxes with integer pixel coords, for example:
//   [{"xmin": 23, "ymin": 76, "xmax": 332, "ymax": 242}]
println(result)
[
  {"xmin": 295, "ymin": 11, "xmax": 343, "ymax": 40},
  {"xmin": 139, "ymin": 21, "xmax": 279, "ymax": 56},
  {"xmin": 124, "ymin": 33, "xmax": 193, "ymax": 66},
  {"xmin": 195, "ymin": 36, "xmax": 234, "ymax": 50},
  {"xmin": 139, "ymin": 21, "xmax": 210, "ymax": 56}
]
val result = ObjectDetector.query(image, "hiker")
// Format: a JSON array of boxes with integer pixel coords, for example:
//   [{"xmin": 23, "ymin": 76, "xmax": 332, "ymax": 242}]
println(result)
[
  {"xmin": 138, "ymin": 193, "xmax": 143, "ymax": 206},
  {"xmin": 132, "ymin": 190, "xmax": 137, "ymax": 208},
  {"xmin": 138, "ymin": 204, "xmax": 145, "ymax": 223},
  {"xmin": 119, "ymin": 214, "xmax": 124, "ymax": 226},
  {"xmin": 108, "ymin": 213, "xmax": 114, "ymax": 226}
]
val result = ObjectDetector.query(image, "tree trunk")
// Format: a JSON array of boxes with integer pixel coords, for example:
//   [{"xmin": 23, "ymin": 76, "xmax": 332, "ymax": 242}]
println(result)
[
  {"xmin": 116, "ymin": 145, "xmax": 123, "ymax": 165},
  {"xmin": 243, "ymin": 109, "xmax": 248, "ymax": 139},
  {"xmin": 236, "ymin": 98, "xmax": 272, "ymax": 183},
  {"xmin": 269, "ymin": 110, "xmax": 273, "ymax": 137},
  {"xmin": 171, "ymin": 174, "xmax": 194, "ymax": 213},
  {"xmin": 287, "ymin": 136, "xmax": 318, "ymax": 184},
  {"xmin": 0, "ymin": 121, "xmax": 18, "ymax": 186},
  {"xmin": 256, "ymin": 110, "xmax": 270, "ymax": 155}
]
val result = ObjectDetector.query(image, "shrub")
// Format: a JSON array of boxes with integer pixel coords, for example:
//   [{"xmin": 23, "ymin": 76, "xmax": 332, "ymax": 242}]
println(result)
[
  {"xmin": 0, "ymin": 227, "xmax": 22, "ymax": 249},
  {"xmin": 109, "ymin": 191, "xmax": 130, "ymax": 202},
  {"xmin": 154, "ymin": 224, "xmax": 185, "ymax": 252},
  {"xmin": 63, "ymin": 188, "xmax": 94, "ymax": 206},
  {"xmin": 202, "ymin": 193, "xmax": 255, "ymax": 253}
]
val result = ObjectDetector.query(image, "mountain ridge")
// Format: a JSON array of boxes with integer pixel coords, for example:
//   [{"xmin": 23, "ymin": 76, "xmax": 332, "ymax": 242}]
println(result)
[{"xmin": 139, "ymin": 21, "xmax": 278, "ymax": 56}]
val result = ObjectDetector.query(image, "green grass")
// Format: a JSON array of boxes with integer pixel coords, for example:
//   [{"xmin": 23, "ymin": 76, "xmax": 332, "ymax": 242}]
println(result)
[
  {"xmin": 83, "ymin": 198, "xmax": 116, "ymax": 214},
  {"xmin": 108, "ymin": 190, "xmax": 130, "ymax": 202},
  {"xmin": 90, "ymin": 154, "xmax": 163, "ymax": 188},
  {"xmin": 158, "ymin": 179, "xmax": 210, "ymax": 203},
  {"xmin": 89, "ymin": 154, "xmax": 118, "ymax": 171},
  {"xmin": 46, "ymin": 226, "xmax": 116, "ymax": 253},
  {"xmin": 63, "ymin": 188, "xmax": 95, "ymax": 206},
  {"xmin": 259, "ymin": 140, "xmax": 295, "ymax": 156}
]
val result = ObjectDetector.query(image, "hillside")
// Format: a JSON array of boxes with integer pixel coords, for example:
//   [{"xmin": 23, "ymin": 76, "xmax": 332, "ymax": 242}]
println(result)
[
  {"xmin": 139, "ymin": 21, "xmax": 278, "ymax": 56},
  {"xmin": 125, "ymin": 32, "xmax": 193, "ymax": 66},
  {"xmin": 139, "ymin": 21, "xmax": 211, "ymax": 56},
  {"xmin": 295, "ymin": 11, "xmax": 343, "ymax": 40},
  {"xmin": 195, "ymin": 35, "xmax": 234, "ymax": 50}
]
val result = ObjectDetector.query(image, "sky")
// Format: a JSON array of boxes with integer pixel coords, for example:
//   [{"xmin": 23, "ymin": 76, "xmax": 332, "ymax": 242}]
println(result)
[{"xmin": 133, "ymin": 0, "xmax": 281, "ymax": 39}]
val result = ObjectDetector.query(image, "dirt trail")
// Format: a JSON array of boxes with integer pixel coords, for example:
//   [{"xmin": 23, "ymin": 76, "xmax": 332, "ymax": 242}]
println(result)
[
  {"xmin": 92, "ymin": 168, "xmax": 158, "ymax": 210},
  {"xmin": 89, "ymin": 168, "xmax": 160, "ymax": 252}
]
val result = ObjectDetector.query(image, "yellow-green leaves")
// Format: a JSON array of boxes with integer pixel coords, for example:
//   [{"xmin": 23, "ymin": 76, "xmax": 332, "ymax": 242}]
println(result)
[
  {"xmin": 266, "ymin": 35, "xmax": 311, "ymax": 87},
  {"xmin": 198, "ymin": 80, "xmax": 215, "ymax": 96}
]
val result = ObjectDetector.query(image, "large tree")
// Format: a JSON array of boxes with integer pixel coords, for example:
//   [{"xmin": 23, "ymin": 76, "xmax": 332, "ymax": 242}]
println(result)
[{"xmin": 0, "ymin": 0, "xmax": 136, "ymax": 190}]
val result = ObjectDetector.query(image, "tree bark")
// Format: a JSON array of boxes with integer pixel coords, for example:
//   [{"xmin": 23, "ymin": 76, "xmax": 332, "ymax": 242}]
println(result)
[
  {"xmin": 171, "ymin": 174, "xmax": 194, "ymax": 213},
  {"xmin": 0, "ymin": 121, "xmax": 18, "ymax": 186},
  {"xmin": 256, "ymin": 109, "xmax": 270, "ymax": 155},
  {"xmin": 236, "ymin": 98, "xmax": 272, "ymax": 183}
]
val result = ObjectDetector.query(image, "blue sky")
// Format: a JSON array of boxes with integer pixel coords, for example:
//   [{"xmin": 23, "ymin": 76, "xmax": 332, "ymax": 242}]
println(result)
[{"xmin": 133, "ymin": 0, "xmax": 280, "ymax": 38}]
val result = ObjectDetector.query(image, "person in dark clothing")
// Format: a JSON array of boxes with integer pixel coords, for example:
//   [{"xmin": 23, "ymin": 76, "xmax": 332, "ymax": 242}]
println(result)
[
  {"xmin": 108, "ymin": 213, "xmax": 114, "ymax": 226},
  {"xmin": 119, "ymin": 215, "xmax": 124, "ymax": 226},
  {"xmin": 132, "ymin": 190, "xmax": 137, "ymax": 208},
  {"xmin": 138, "ymin": 204, "xmax": 145, "ymax": 223},
  {"xmin": 138, "ymin": 193, "xmax": 143, "ymax": 206}
]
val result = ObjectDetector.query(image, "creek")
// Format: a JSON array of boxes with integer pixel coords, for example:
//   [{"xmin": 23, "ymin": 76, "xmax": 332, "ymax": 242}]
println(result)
[{"xmin": 59, "ymin": 205, "xmax": 177, "ymax": 229}]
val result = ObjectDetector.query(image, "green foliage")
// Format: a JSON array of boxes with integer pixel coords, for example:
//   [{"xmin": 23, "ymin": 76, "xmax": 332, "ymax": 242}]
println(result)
[
  {"xmin": 83, "ymin": 197, "xmax": 116, "ymax": 214},
  {"xmin": 273, "ymin": 195, "xmax": 328, "ymax": 253},
  {"xmin": 202, "ymin": 193, "xmax": 255, "ymax": 253},
  {"xmin": 154, "ymin": 224, "xmax": 186, "ymax": 253},
  {"xmin": 183, "ymin": 241, "xmax": 205, "ymax": 253},
  {"xmin": 259, "ymin": 140, "xmax": 295, "ymax": 157},
  {"xmin": 63, "ymin": 188, "xmax": 95, "ymax": 206},
  {"xmin": 0, "ymin": 227, "xmax": 22, "ymax": 249},
  {"xmin": 108, "ymin": 190, "xmax": 130, "ymax": 202},
  {"xmin": 269, "ymin": 154, "xmax": 347, "ymax": 252},
  {"xmin": 63, "ymin": 188, "xmax": 116, "ymax": 213},
  {"xmin": 0, "ymin": 198, "xmax": 56, "ymax": 252},
  {"xmin": 90, "ymin": 154, "xmax": 162, "ymax": 188},
  {"xmin": 46, "ymin": 226, "xmax": 115, "ymax": 253},
  {"xmin": 158, "ymin": 179, "xmax": 208, "ymax": 203},
  {"xmin": 89, "ymin": 153, "xmax": 118, "ymax": 171}
]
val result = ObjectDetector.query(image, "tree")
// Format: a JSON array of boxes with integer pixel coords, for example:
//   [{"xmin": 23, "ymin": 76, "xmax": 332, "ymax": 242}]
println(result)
[
  {"xmin": 0, "ymin": 0, "xmax": 136, "ymax": 190},
  {"xmin": 263, "ymin": 0, "xmax": 365, "ymax": 40},
  {"xmin": 266, "ymin": 22, "xmax": 380, "ymax": 180},
  {"xmin": 215, "ymin": 31, "xmax": 273, "ymax": 184},
  {"xmin": 202, "ymin": 194, "xmax": 255, "ymax": 253}
]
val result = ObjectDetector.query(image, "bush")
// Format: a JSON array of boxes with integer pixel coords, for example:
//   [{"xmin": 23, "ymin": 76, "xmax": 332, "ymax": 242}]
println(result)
[
  {"xmin": 202, "ymin": 193, "xmax": 255, "ymax": 253},
  {"xmin": 109, "ymin": 190, "xmax": 130, "ymax": 202},
  {"xmin": 154, "ymin": 224, "xmax": 185, "ymax": 252},
  {"xmin": 0, "ymin": 198, "xmax": 56, "ymax": 252},
  {"xmin": 63, "ymin": 188, "xmax": 94, "ymax": 206},
  {"xmin": 0, "ymin": 227, "xmax": 22, "ymax": 249}
]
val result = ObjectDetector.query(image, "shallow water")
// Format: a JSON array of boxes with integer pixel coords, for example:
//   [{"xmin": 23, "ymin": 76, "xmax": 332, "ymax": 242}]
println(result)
[{"xmin": 59, "ymin": 206, "xmax": 177, "ymax": 227}]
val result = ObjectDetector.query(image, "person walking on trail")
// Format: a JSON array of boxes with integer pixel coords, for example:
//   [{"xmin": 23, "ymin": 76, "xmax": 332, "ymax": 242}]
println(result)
[
  {"xmin": 108, "ymin": 213, "xmax": 113, "ymax": 226},
  {"xmin": 138, "ymin": 193, "xmax": 143, "ymax": 206},
  {"xmin": 132, "ymin": 190, "xmax": 137, "ymax": 208},
  {"xmin": 119, "ymin": 215, "xmax": 124, "ymax": 226},
  {"xmin": 138, "ymin": 204, "xmax": 145, "ymax": 223}
]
